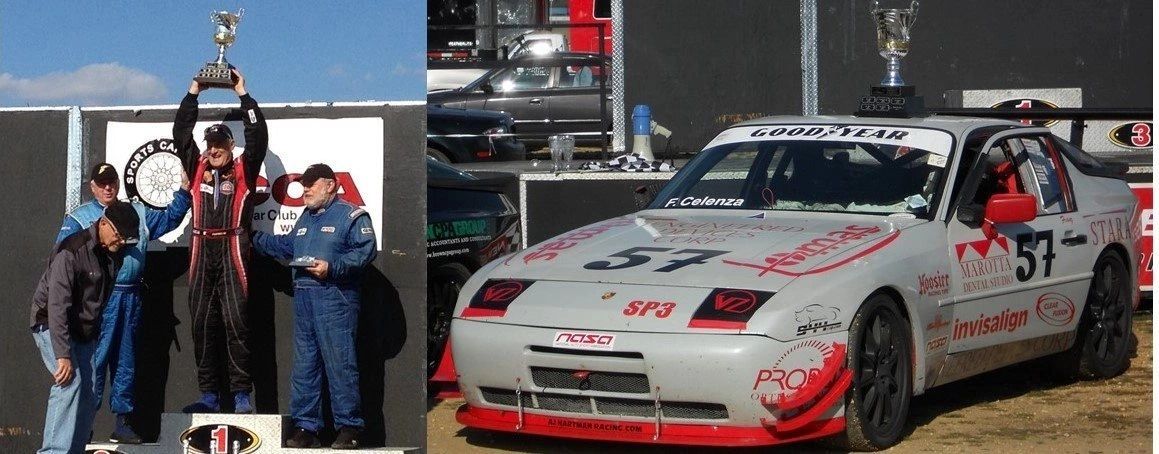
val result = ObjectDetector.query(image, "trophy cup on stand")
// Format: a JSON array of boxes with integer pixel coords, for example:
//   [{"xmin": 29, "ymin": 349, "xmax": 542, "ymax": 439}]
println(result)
[
  {"xmin": 857, "ymin": 1, "xmax": 924, "ymax": 117},
  {"xmin": 195, "ymin": 9, "xmax": 244, "ymax": 88}
]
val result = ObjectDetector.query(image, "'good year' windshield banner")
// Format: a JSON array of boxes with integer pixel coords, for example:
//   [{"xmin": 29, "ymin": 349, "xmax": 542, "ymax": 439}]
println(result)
[{"xmin": 706, "ymin": 124, "xmax": 954, "ymax": 156}]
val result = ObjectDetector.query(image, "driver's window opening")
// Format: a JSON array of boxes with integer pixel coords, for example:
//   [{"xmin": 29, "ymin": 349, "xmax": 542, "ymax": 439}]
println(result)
[{"xmin": 971, "ymin": 140, "xmax": 1027, "ymax": 206}]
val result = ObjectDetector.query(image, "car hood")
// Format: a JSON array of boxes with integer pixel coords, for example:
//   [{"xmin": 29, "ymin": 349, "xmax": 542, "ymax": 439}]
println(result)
[
  {"xmin": 427, "ymin": 89, "xmax": 466, "ymax": 106},
  {"xmin": 461, "ymin": 210, "xmax": 911, "ymax": 334}
]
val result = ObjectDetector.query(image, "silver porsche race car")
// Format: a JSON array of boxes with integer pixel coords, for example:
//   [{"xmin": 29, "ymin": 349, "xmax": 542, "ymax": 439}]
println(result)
[{"xmin": 449, "ymin": 115, "xmax": 1141, "ymax": 450}]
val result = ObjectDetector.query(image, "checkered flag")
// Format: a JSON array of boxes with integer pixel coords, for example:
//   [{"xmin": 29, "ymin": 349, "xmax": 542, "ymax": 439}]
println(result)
[{"xmin": 578, "ymin": 153, "xmax": 675, "ymax": 172}]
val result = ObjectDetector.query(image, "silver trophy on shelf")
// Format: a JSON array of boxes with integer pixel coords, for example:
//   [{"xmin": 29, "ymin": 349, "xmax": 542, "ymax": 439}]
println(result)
[
  {"xmin": 195, "ymin": 9, "xmax": 245, "ymax": 87},
  {"xmin": 872, "ymin": 0, "xmax": 918, "ymax": 87}
]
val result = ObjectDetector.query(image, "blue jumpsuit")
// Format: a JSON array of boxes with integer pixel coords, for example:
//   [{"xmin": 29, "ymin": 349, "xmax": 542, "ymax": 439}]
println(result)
[
  {"xmin": 252, "ymin": 197, "xmax": 376, "ymax": 432},
  {"xmin": 56, "ymin": 190, "xmax": 192, "ymax": 415}
]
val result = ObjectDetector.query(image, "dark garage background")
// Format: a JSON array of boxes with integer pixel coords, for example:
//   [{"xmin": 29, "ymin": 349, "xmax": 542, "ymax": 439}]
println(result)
[{"xmin": 623, "ymin": 0, "xmax": 1153, "ymax": 152}]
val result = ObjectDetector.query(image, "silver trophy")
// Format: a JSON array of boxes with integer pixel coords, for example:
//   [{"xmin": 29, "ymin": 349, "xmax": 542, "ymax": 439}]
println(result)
[
  {"xmin": 195, "ymin": 9, "xmax": 245, "ymax": 88},
  {"xmin": 872, "ymin": 1, "xmax": 918, "ymax": 87}
]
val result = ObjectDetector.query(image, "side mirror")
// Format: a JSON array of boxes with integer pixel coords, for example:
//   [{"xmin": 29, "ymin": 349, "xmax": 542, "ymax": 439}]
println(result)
[
  {"xmin": 480, "ymin": 83, "xmax": 495, "ymax": 94},
  {"xmin": 982, "ymin": 193, "xmax": 1037, "ymax": 239},
  {"xmin": 633, "ymin": 185, "xmax": 658, "ymax": 210}
]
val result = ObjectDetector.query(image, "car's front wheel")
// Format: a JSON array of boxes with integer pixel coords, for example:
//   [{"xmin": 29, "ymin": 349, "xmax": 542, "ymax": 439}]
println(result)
[
  {"xmin": 427, "ymin": 262, "xmax": 472, "ymax": 377},
  {"xmin": 1072, "ymin": 250, "xmax": 1134, "ymax": 379},
  {"xmin": 835, "ymin": 293, "xmax": 912, "ymax": 451}
]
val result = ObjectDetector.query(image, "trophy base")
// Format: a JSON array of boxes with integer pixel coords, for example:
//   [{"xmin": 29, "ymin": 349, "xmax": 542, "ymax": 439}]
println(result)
[
  {"xmin": 856, "ymin": 85, "xmax": 925, "ymax": 118},
  {"xmin": 195, "ymin": 62, "xmax": 235, "ymax": 88}
]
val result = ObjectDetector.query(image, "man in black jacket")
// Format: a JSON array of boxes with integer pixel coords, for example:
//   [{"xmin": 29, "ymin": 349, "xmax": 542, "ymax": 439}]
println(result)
[
  {"xmin": 173, "ymin": 67, "xmax": 268, "ymax": 414},
  {"xmin": 30, "ymin": 201, "xmax": 140, "ymax": 453}
]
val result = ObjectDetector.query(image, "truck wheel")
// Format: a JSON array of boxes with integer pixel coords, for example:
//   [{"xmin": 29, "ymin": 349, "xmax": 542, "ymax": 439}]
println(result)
[
  {"xmin": 427, "ymin": 262, "xmax": 472, "ymax": 377},
  {"xmin": 834, "ymin": 293, "xmax": 912, "ymax": 451}
]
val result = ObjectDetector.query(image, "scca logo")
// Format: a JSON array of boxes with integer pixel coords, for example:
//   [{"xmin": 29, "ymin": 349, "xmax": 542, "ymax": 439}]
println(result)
[
  {"xmin": 178, "ymin": 424, "xmax": 261, "ymax": 454},
  {"xmin": 123, "ymin": 139, "xmax": 184, "ymax": 209},
  {"xmin": 251, "ymin": 171, "xmax": 366, "ymax": 207}
]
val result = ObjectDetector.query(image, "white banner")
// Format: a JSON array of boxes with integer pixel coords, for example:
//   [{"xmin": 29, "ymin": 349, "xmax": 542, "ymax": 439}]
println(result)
[
  {"xmin": 105, "ymin": 117, "xmax": 385, "ymax": 250},
  {"xmin": 706, "ymin": 125, "xmax": 955, "ymax": 156}
]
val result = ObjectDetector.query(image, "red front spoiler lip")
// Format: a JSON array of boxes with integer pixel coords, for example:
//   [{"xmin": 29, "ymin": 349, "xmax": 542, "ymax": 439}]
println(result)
[{"xmin": 456, "ymin": 404, "xmax": 845, "ymax": 447}]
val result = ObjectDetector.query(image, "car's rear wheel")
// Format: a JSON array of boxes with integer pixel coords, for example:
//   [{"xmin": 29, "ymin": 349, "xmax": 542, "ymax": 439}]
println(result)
[
  {"xmin": 1072, "ymin": 250, "xmax": 1133, "ymax": 379},
  {"xmin": 427, "ymin": 146, "xmax": 453, "ymax": 164},
  {"xmin": 427, "ymin": 262, "xmax": 472, "ymax": 377},
  {"xmin": 835, "ymin": 293, "xmax": 912, "ymax": 451}
]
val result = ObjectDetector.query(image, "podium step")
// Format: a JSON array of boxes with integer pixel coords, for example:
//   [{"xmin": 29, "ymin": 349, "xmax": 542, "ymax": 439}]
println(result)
[{"xmin": 85, "ymin": 413, "xmax": 417, "ymax": 453}]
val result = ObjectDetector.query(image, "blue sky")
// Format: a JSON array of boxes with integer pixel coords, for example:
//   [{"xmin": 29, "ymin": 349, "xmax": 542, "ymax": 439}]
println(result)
[{"xmin": 0, "ymin": 2, "xmax": 425, "ymax": 106}]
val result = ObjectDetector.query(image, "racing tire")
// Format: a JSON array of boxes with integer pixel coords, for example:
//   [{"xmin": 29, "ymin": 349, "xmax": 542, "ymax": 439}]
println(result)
[
  {"xmin": 833, "ymin": 293, "xmax": 912, "ymax": 451},
  {"xmin": 427, "ymin": 262, "xmax": 473, "ymax": 378},
  {"xmin": 427, "ymin": 147, "xmax": 453, "ymax": 164},
  {"xmin": 1068, "ymin": 250, "xmax": 1133, "ymax": 379}
]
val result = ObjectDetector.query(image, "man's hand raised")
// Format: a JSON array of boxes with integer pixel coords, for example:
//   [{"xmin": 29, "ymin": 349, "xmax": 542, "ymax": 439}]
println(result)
[{"xmin": 232, "ymin": 68, "xmax": 248, "ymax": 96}]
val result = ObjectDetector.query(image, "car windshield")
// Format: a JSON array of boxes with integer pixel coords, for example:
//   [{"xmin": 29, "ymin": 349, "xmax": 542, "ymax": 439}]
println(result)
[{"xmin": 649, "ymin": 125, "xmax": 955, "ymax": 217}]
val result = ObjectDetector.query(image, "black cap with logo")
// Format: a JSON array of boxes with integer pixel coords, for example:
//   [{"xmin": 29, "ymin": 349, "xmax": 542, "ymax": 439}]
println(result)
[
  {"xmin": 204, "ymin": 124, "xmax": 234, "ymax": 143},
  {"xmin": 295, "ymin": 164, "xmax": 336, "ymax": 186},
  {"xmin": 90, "ymin": 163, "xmax": 119, "ymax": 185}
]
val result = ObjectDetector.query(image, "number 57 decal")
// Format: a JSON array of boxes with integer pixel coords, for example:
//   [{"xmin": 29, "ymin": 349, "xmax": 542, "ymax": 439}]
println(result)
[
  {"xmin": 584, "ymin": 247, "xmax": 728, "ymax": 272},
  {"xmin": 1015, "ymin": 230, "xmax": 1055, "ymax": 282}
]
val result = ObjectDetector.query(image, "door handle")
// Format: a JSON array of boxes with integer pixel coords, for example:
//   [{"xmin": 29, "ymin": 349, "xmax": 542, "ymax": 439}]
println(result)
[
  {"xmin": 1061, "ymin": 234, "xmax": 1087, "ymax": 246},
  {"xmin": 529, "ymin": 98, "xmax": 543, "ymax": 105}
]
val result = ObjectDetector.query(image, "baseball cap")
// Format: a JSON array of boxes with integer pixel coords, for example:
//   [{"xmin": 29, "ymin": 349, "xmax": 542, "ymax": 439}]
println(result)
[
  {"xmin": 204, "ymin": 124, "xmax": 234, "ymax": 143},
  {"xmin": 90, "ymin": 163, "xmax": 119, "ymax": 185},
  {"xmin": 295, "ymin": 164, "xmax": 336, "ymax": 186},
  {"xmin": 102, "ymin": 201, "xmax": 140, "ymax": 245}
]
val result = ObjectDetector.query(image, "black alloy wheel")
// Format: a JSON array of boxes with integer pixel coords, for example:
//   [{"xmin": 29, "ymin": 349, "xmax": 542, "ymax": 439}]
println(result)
[
  {"xmin": 1076, "ymin": 251, "xmax": 1133, "ymax": 378},
  {"xmin": 836, "ymin": 293, "xmax": 912, "ymax": 451}
]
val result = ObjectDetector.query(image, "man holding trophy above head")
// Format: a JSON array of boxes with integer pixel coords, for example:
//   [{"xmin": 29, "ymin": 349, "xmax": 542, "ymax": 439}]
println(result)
[
  {"xmin": 174, "ymin": 63, "xmax": 268, "ymax": 414},
  {"xmin": 175, "ymin": 8, "xmax": 268, "ymax": 415}
]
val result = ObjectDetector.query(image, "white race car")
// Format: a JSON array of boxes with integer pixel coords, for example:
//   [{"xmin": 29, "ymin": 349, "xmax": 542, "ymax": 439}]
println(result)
[{"xmin": 450, "ymin": 115, "xmax": 1141, "ymax": 450}]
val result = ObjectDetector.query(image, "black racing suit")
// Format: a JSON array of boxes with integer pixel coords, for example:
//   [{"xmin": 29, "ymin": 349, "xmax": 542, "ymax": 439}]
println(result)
[{"xmin": 174, "ymin": 91, "xmax": 268, "ymax": 393}]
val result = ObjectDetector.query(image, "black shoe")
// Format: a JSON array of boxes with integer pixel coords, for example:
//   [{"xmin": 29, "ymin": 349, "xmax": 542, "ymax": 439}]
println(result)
[
  {"xmin": 331, "ymin": 426, "xmax": 362, "ymax": 450},
  {"xmin": 110, "ymin": 413, "xmax": 144, "ymax": 444},
  {"xmin": 284, "ymin": 427, "xmax": 321, "ymax": 449}
]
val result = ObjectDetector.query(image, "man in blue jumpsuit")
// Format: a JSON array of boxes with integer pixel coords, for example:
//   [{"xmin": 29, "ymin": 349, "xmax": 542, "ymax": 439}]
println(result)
[
  {"xmin": 252, "ymin": 164, "xmax": 376, "ymax": 450},
  {"xmin": 56, "ymin": 163, "xmax": 192, "ymax": 443}
]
